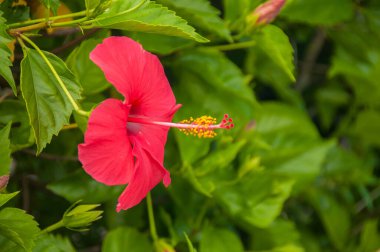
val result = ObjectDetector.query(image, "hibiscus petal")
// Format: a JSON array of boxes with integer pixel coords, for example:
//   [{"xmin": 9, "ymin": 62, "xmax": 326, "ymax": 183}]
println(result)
[
  {"xmin": 78, "ymin": 99, "xmax": 134, "ymax": 186},
  {"xmin": 116, "ymin": 145, "xmax": 171, "ymax": 212},
  {"xmin": 89, "ymin": 36, "xmax": 177, "ymax": 118}
]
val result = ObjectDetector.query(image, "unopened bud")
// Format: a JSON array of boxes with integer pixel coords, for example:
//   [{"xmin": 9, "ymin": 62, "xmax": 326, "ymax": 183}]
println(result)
[
  {"xmin": 247, "ymin": 0, "xmax": 286, "ymax": 27},
  {"xmin": 0, "ymin": 175, "xmax": 9, "ymax": 191}
]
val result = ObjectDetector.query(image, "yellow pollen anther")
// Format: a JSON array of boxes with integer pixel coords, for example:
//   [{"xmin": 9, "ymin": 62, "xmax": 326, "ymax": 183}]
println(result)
[{"xmin": 179, "ymin": 115, "xmax": 218, "ymax": 138}]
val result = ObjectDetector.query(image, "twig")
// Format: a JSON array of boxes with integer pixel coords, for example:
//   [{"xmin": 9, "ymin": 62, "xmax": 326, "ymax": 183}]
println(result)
[
  {"xmin": 0, "ymin": 88, "xmax": 14, "ymax": 102},
  {"xmin": 295, "ymin": 28, "xmax": 327, "ymax": 91},
  {"xmin": 355, "ymin": 186, "xmax": 380, "ymax": 213},
  {"xmin": 21, "ymin": 149, "xmax": 78, "ymax": 161},
  {"xmin": 51, "ymin": 28, "xmax": 100, "ymax": 54},
  {"xmin": 22, "ymin": 174, "xmax": 30, "ymax": 212}
]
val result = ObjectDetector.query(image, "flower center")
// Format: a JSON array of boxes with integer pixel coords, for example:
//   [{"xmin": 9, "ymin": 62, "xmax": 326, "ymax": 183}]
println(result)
[{"xmin": 127, "ymin": 114, "xmax": 234, "ymax": 138}]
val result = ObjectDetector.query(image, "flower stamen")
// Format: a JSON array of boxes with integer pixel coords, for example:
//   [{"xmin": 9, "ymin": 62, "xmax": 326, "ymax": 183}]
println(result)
[{"xmin": 127, "ymin": 114, "xmax": 234, "ymax": 138}]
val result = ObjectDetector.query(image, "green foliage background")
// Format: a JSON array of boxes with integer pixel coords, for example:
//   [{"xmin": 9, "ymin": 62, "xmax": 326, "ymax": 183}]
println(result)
[{"xmin": 0, "ymin": 0, "xmax": 380, "ymax": 251}]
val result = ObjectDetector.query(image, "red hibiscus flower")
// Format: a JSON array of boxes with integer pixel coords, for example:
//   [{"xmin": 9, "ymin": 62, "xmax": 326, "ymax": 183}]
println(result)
[{"xmin": 78, "ymin": 37, "xmax": 234, "ymax": 211}]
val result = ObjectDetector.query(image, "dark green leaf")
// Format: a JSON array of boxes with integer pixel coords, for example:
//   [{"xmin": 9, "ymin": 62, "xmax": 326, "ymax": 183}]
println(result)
[
  {"xmin": 102, "ymin": 227, "xmax": 153, "ymax": 252},
  {"xmin": 200, "ymin": 226, "xmax": 244, "ymax": 252},
  {"xmin": 156, "ymin": 0, "xmax": 232, "ymax": 41},
  {"xmin": 128, "ymin": 32, "xmax": 194, "ymax": 55},
  {"xmin": 66, "ymin": 38, "xmax": 111, "ymax": 95},
  {"xmin": 215, "ymin": 173, "xmax": 294, "ymax": 228},
  {"xmin": 47, "ymin": 169, "xmax": 122, "ymax": 203},
  {"xmin": 33, "ymin": 234, "xmax": 75, "ymax": 252},
  {"xmin": 0, "ymin": 100, "xmax": 34, "ymax": 151},
  {"xmin": 0, "ymin": 207, "xmax": 40, "ymax": 252},
  {"xmin": 20, "ymin": 47, "xmax": 81, "ymax": 154},
  {"xmin": 0, "ymin": 122, "xmax": 11, "ymax": 176},
  {"xmin": 308, "ymin": 190, "xmax": 351, "ymax": 251},
  {"xmin": 281, "ymin": 0, "xmax": 354, "ymax": 25},
  {"xmin": 0, "ymin": 12, "xmax": 16, "ymax": 94},
  {"xmin": 89, "ymin": 0, "xmax": 208, "ymax": 42}
]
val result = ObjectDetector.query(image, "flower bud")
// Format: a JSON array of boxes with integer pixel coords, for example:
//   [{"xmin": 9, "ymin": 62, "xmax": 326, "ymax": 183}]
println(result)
[
  {"xmin": 247, "ymin": 0, "xmax": 286, "ymax": 27},
  {"xmin": 62, "ymin": 201, "xmax": 102, "ymax": 231}
]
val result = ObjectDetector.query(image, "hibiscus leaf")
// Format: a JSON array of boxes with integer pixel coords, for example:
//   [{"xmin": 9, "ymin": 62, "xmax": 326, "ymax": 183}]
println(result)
[
  {"xmin": 33, "ymin": 234, "xmax": 75, "ymax": 252},
  {"xmin": 0, "ymin": 207, "xmax": 40, "ymax": 252},
  {"xmin": 88, "ymin": 0, "xmax": 208, "ymax": 42},
  {"xmin": 281, "ymin": 0, "xmax": 354, "ymax": 26},
  {"xmin": 0, "ymin": 12, "xmax": 16, "ymax": 95},
  {"xmin": 156, "ymin": 0, "xmax": 232, "ymax": 41},
  {"xmin": 0, "ymin": 123, "xmax": 11, "ymax": 176},
  {"xmin": 20, "ymin": 48, "xmax": 81, "ymax": 154},
  {"xmin": 66, "ymin": 37, "xmax": 111, "ymax": 95},
  {"xmin": 102, "ymin": 227, "xmax": 153, "ymax": 252},
  {"xmin": 39, "ymin": 0, "xmax": 61, "ymax": 16},
  {"xmin": 0, "ymin": 191, "xmax": 19, "ymax": 208},
  {"xmin": 200, "ymin": 226, "xmax": 244, "ymax": 252},
  {"xmin": 254, "ymin": 25, "xmax": 295, "ymax": 83}
]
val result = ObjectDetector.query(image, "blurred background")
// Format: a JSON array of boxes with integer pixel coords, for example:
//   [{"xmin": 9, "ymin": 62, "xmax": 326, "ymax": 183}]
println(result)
[{"xmin": 0, "ymin": 0, "xmax": 380, "ymax": 251}]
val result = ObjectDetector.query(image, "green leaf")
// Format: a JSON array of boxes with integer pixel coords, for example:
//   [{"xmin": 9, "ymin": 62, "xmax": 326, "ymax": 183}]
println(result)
[
  {"xmin": 351, "ymin": 110, "xmax": 380, "ymax": 147},
  {"xmin": 0, "ymin": 207, "xmax": 40, "ymax": 252},
  {"xmin": 0, "ymin": 12, "xmax": 16, "ymax": 95},
  {"xmin": 254, "ymin": 25, "xmax": 295, "ymax": 82},
  {"xmin": 90, "ymin": 0, "xmax": 208, "ymax": 42},
  {"xmin": 20, "ymin": 47, "xmax": 81, "ymax": 154},
  {"xmin": 308, "ymin": 190, "xmax": 351, "ymax": 251},
  {"xmin": 128, "ymin": 32, "xmax": 194, "ymax": 55},
  {"xmin": 0, "ymin": 123, "xmax": 11, "ymax": 176},
  {"xmin": 200, "ymin": 226, "xmax": 244, "ymax": 252},
  {"xmin": 33, "ymin": 234, "xmax": 75, "ymax": 252},
  {"xmin": 66, "ymin": 38, "xmax": 111, "ymax": 95},
  {"xmin": 156, "ymin": 0, "xmax": 232, "ymax": 41},
  {"xmin": 172, "ymin": 49, "xmax": 257, "ymax": 163},
  {"xmin": 215, "ymin": 173, "xmax": 294, "ymax": 228},
  {"xmin": 102, "ymin": 227, "xmax": 153, "ymax": 252},
  {"xmin": 85, "ymin": 0, "xmax": 100, "ymax": 11},
  {"xmin": 281, "ymin": 0, "xmax": 354, "ymax": 25},
  {"xmin": 47, "ymin": 169, "xmax": 122, "ymax": 203},
  {"xmin": 0, "ymin": 100, "xmax": 34, "ymax": 151},
  {"xmin": 357, "ymin": 219, "xmax": 380, "ymax": 252},
  {"xmin": 0, "ymin": 191, "xmax": 19, "ymax": 208},
  {"xmin": 184, "ymin": 233, "xmax": 197, "ymax": 252},
  {"xmin": 39, "ymin": 0, "xmax": 61, "ymax": 16}
]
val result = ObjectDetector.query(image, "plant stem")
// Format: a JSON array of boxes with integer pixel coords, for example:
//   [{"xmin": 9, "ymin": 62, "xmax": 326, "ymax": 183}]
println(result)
[
  {"xmin": 7, "ymin": 11, "xmax": 87, "ymax": 28},
  {"xmin": 19, "ymin": 34, "xmax": 89, "ymax": 117},
  {"xmin": 51, "ymin": 17, "xmax": 88, "ymax": 28},
  {"xmin": 207, "ymin": 40, "xmax": 256, "ymax": 51},
  {"xmin": 40, "ymin": 220, "xmax": 64, "ymax": 235},
  {"xmin": 147, "ymin": 193, "xmax": 159, "ymax": 243}
]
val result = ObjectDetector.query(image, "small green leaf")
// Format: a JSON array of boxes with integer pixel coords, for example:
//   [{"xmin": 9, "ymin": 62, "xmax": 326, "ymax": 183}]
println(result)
[
  {"xmin": 200, "ymin": 226, "xmax": 244, "ymax": 252},
  {"xmin": 0, "ymin": 207, "xmax": 40, "ymax": 252},
  {"xmin": 255, "ymin": 25, "xmax": 295, "ymax": 82},
  {"xmin": 85, "ymin": 0, "xmax": 100, "ymax": 11},
  {"xmin": 33, "ymin": 234, "xmax": 75, "ymax": 252},
  {"xmin": 90, "ymin": 0, "xmax": 208, "ymax": 42},
  {"xmin": 0, "ymin": 191, "xmax": 19, "ymax": 208},
  {"xmin": 0, "ymin": 122, "xmax": 11, "ymax": 176},
  {"xmin": 102, "ymin": 227, "xmax": 153, "ymax": 252},
  {"xmin": 20, "ymin": 48, "xmax": 81, "ymax": 154},
  {"xmin": 184, "ymin": 233, "xmax": 197, "ymax": 252},
  {"xmin": 39, "ymin": 0, "xmax": 61, "ymax": 16},
  {"xmin": 0, "ymin": 12, "xmax": 16, "ymax": 95},
  {"xmin": 156, "ymin": 0, "xmax": 232, "ymax": 41},
  {"xmin": 66, "ymin": 38, "xmax": 111, "ymax": 95}
]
